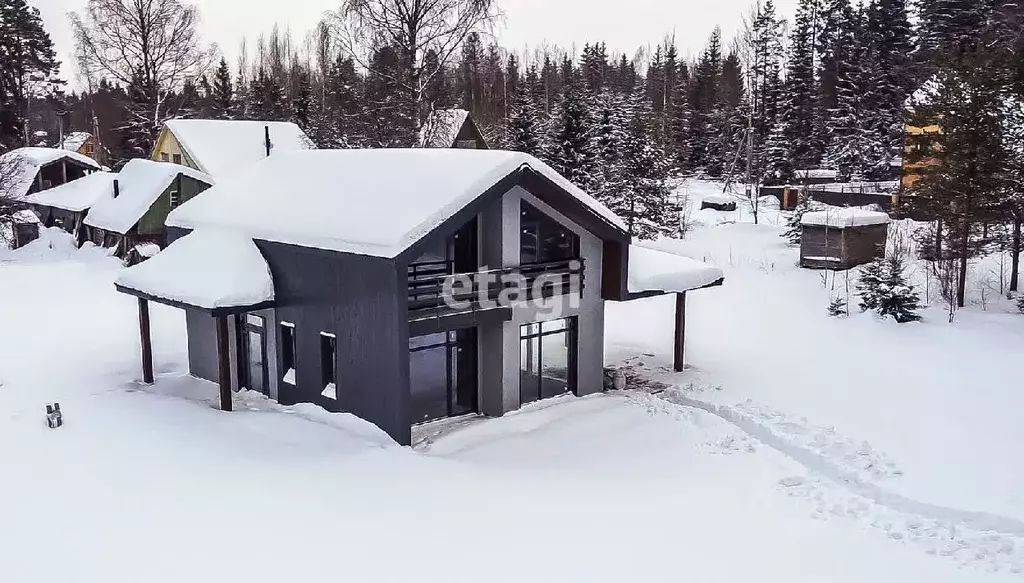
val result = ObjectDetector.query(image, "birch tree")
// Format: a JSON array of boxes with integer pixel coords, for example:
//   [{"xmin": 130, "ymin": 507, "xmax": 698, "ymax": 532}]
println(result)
[
  {"xmin": 327, "ymin": 0, "xmax": 499, "ymax": 146},
  {"xmin": 70, "ymin": 0, "xmax": 214, "ymax": 158}
]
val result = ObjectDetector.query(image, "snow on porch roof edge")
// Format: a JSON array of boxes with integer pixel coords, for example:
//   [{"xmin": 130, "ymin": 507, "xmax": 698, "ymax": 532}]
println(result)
[
  {"xmin": 114, "ymin": 230, "xmax": 275, "ymax": 314},
  {"xmin": 623, "ymin": 245, "xmax": 725, "ymax": 299}
]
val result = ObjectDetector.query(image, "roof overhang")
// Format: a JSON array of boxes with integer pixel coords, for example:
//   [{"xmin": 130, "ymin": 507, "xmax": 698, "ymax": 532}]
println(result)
[{"xmin": 114, "ymin": 284, "xmax": 275, "ymax": 316}]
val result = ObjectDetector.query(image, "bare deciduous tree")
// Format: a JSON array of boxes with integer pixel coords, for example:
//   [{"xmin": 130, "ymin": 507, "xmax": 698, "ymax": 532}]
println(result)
[
  {"xmin": 327, "ymin": 0, "xmax": 500, "ymax": 142},
  {"xmin": 70, "ymin": 0, "xmax": 215, "ymax": 155},
  {"xmin": 0, "ymin": 153, "xmax": 30, "ymax": 246}
]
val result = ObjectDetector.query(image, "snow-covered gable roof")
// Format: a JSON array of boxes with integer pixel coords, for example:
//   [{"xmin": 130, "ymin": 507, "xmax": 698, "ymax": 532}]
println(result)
[
  {"xmin": 420, "ymin": 109, "xmax": 471, "ymax": 148},
  {"xmin": 85, "ymin": 159, "xmax": 214, "ymax": 234},
  {"xmin": 115, "ymin": 230, "xmax": 274, "ymax": 310},
  {"xmin": 163, "ymin": 119, "xmax": 315, "ymax": 178},
  {"xmin": 12, "ymin": 210, "xmax": 39, "ymax": 224},
  {"xmin": 801, "ymin": 207, "xmax": 891, "ymax": 229},
  {"xmin": 0, "ymin": 147, "xmax": 102, "ymax": 200},
  {"xmin": 166, "ymin": 149, "xmax": 627, "ymax": 258},
  {"xmin": 627, "ymin": 245, "xmax": 724, "ymax": 294},
  {"xmin": 61, "ymin": 132, "xmax": 92, "ymax": 152},
  {"xmin": 27, "ymin": 171, "xmax": 116, "ymax": 212}
]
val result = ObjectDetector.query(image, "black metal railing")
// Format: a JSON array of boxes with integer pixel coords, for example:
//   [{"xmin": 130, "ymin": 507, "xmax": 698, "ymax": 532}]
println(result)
[{"xmin": 407, "ymin": 258, "xmax": 585, "ymax": 315}]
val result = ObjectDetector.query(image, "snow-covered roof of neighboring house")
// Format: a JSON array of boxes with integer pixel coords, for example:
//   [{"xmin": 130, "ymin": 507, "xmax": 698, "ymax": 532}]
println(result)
[
  {"xmin": 85, "ymin": 159, "xmax": 214, "ymax": 234},
  {"xmin": 163, "ymin": 119, "xmax": 315, "ymax": 178},
  {"xmin": 61, "ymin": 132, "xmax": 92, "ymax": 152},
  {"xmin": 115, "ymin": 230, "xmax": 274, "ymax": 310},
  {"xmin": 627, "ymin": 245, "xmax": 724, "ymax": 294},
  {"xmin": 701, "ymin": 194, "xmax": 736, "ymax": 205},
  {"xmin": 794, "ymin": 169, "xmax": 839, "ymax": 180},
  {"xmin": 167, "ymin": 149, "xmax": 627, "ymax": 257},
  {"xmin": 801, "ymin": 208, "xmax": 891, "ymax": 229},
  {"xmin": 27, "ymin": 171, "xmax": 116, "ymax": 212},
  {"xmin": 0, "ymin": 147, "xmax": 102, "ymax": 200},
  {"xmin": 12, "ymin": 210, "xmax": 39, "ymax": 224},
  {"xmin": 420, "ymin": 109, "xmax": 471, "ymax": 148}
]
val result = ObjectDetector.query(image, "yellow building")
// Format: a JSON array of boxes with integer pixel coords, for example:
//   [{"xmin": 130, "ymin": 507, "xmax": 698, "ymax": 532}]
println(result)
[
  {"xmin": 901, "ymin": 122, "xmax": 943, "ymax": 190},
  {"xmin": 151, "ymin": 119, "xmax": 314, "ymax": 179},
  {"xmin": 61, "ymin": 132, "xmax": 100, "ymax": 163}
]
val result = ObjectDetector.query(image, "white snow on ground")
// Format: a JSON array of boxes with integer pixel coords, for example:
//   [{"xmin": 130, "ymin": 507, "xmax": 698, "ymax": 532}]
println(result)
[
  {"xmin": 2, "ymin": 185, "xmax": 1024, "ymax": 581},
  {"xmin": 607, "ymin": 179, "xmax": 1024, "ymax": 574},
  {"xmin": 115, "ymin": 230, "xmax": 274, "ymax": 309}
]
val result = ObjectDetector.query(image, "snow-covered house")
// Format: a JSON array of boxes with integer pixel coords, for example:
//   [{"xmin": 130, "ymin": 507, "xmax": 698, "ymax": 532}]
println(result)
[
  {"xmin": 84, "ymin": 159, "xmax": 214, "ymax": 254},
  {"xmin": 151, "ymin": 119, "xmax": 315, "ymax": 179},
  {"xmin": 27, "ymin": 171, "xmax": 116, "ymax": 241},
  {"xmin": 419, "ymin": 109, "xmax": 488, "ymax": 149},
  {"xmin": 0, "ymin": 147, "xmax": 100, "ymax": 201},
  {"xmin": 114, "ymin": 149, "xmax": 723, "ymax": 445},
  {"xmin": 61, "ymin": 132, "xmax": 99, "ymax": 162},
  {"xmin": 800, "ymin": 207, "xmax": 890, "ymax": 270}
]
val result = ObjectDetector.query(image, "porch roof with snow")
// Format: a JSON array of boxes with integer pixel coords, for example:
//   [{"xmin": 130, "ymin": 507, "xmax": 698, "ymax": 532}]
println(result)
[
  {"xmin": 115, "ymin": 230, "xmax": 274, "ymax": 314},
  {"xmin": 26, "ymin": 171, "xmax": 116, "ymax": 212},
  {"xmin": 161, "ymin": 119, "xmax": 315, "ymax": 179},
  {"xmin": 624, "ymin": 245, "xmax": 724, "ymax": 300},
  {"xmin": 85, "ymin": 159, "xmax": 214, "ymax": 234},
  {"xmin": 0, "ymin": 147, "xmax": 102, "ymax": 199},
  {"xmin": 166, "ymin": 149, "xmax": 628, "ymax": 259}
]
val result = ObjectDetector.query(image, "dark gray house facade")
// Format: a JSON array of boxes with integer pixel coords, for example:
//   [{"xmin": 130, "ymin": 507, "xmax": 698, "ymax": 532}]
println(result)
[{"xmin": 115, "ymin": 149, "xmax": 723, "ymax": 445}]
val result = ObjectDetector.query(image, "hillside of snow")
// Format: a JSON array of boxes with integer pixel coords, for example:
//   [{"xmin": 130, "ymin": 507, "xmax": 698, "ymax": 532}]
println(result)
[{"xmin": 1, "ymin": 186, "xmax": 1022, "ymax": 581}]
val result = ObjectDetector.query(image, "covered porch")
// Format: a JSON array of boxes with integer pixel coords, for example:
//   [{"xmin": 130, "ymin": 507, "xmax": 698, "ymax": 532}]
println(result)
[
  {"xmin": 620, "ymin": 245, "xmax": 725, "ymax": 372},
  {"xmin": 113, "ymin": 230, "xmax": 275, "ymax": 411}
]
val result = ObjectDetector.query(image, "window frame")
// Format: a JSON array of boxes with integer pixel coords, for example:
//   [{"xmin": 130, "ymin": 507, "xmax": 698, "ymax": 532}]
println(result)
[
  {"xmin": 320, "ymin": 332, "xmax": 337, "ymax": 398},
  {"xmin": 172, "ymin": 153, "xmax": 182, "ymax": 165},
  {"xmin": 169, "ymin": 188, "xmax": 181, "ymax": 209},
  {"xmin": 280, "ymin": 322, "xmax": 296, "ymax": 385},
  {"xmin": 520, "ymin": 201, "xmax": 581, "ymax": 265},
  {"xmin": 160, "ymin": 153, "xmax": 169, "ymax": 162}
]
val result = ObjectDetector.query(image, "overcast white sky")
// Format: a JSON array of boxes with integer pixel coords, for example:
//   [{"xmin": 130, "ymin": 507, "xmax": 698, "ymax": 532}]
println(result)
[{"xmin": 33, "ymin": 0, "xmax": 798, "ymax": 85}]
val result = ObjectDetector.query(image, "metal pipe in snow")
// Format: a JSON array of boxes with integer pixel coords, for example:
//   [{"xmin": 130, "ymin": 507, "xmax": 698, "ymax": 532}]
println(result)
[
  {"xmin": 265, "ymin": 125, "xmax": 271, "ymax": 157},
  {"xmin": 113, "ymin": 179, "xmax": 120, "ymax": 198}
]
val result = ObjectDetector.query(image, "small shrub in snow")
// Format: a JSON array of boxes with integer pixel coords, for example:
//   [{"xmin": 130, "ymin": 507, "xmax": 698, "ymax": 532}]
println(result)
[
  {"xmin": 856, "ymin": 255, "xmax": 921, "ymax": 323},
  {"xmin": 827, "ymin": 296, "xmax": 848, "ymax": 317},
  {"xmin": 781, "ymin": 196, "xmax": 811, "ymax": 245},
  {"xmin": 856, "ymin": 258, "xmax": 884, "ymax": 312},
  {"xmin": 1016, "ymin": 294, "xmax": 1024, "ymax": 314}
]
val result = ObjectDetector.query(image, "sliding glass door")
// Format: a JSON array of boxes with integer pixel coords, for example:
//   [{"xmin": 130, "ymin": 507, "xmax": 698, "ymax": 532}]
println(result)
[
  {"xmin": 409, "ymin": 328, "xmax": 478, "ymax": 423},
  {"xmin": 520, "ymin": 317, "xmax": 578, "ymax": 406}
]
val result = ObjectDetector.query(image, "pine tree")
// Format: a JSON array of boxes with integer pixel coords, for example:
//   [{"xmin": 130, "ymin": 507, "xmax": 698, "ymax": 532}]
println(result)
[
  {"xmin": 763, "ymin": 120, "xmax": 793, "ymax": 184},
  {"xmin": 782, "ymin": 195, "xmax": 813, "ymax": 244},
  {"xmin": 210, "ymin": 57, "xmax": 234, "ymax": 119},
  {"xmin": 291, "ymin": 68, "xmax": 312, "ymax": 131},
  {"xmin": 593, "ymin": 90, "xmax": 629, "ymax": 206},
  {"xmin": 667, "ymin": 70, "xmax": 693, "ymax": 172},
  {"xmin": 507, "ymin": 91, "xmax": 544, "ymax": 157},
  {"xmin": 0, "ymin": 0, "xmax": 60, "ymax": 149},
  {"xmin": 856, "ymin": 257, "xmax": 885, "ymax": 311},
  {"xmin": 689, "ymin": 28, "xmax": 724, "ymax": 172},
  {"xmin": 783, "ymin": 0, "xmax": 825, "ymax": 169},
  {"xmin": 876, "ymin": 254, "xmax": 922, "ymax": 323},
  {"xmin": 827, "ymin": 296, "xmax": 849, "ymax": 317},
  {"xmin": 615, "ymin": 87, "xmax": 678, "ymax": 240},
  {"xmin": 545, "ymin": 82, "xmax": 595, "ymax": 188}
]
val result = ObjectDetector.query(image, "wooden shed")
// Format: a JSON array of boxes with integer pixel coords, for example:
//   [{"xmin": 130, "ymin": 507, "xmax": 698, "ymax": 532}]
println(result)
[{"xmin": 800, "ymin": 208, "xmax": 890, "ymax": 270}]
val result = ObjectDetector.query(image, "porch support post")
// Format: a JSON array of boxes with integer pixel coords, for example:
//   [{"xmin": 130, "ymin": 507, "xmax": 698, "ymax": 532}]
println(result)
[
  {"xmin": 673, "ymin": 292, "xmax": 687, "ymax": 373},
  {"xmin": 215, "ymin": 314, "xmax": 233, "ymax": 412},
  {"xmin": 138, "ymin": 298, "xmax": 154, "ymax": 384},
  {"xmin": 61, "ymin": 160, "xmax": 68, "ymax": 184}
]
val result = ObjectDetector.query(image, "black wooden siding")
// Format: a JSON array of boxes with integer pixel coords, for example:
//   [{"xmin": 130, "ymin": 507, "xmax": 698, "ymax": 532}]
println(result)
[{"xmin": 257, "ymin": 241, "xmax": 412, "ymax": 445}]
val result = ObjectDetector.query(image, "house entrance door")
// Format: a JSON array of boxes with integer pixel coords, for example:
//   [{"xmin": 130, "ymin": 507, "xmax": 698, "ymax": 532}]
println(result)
[{"xmin": 240, "ymin": 314, "xmax": 269, "ymax": 396}]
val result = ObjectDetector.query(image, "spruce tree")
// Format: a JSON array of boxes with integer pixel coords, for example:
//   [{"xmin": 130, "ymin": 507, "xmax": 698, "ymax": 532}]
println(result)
[
  {"xmin": 593, "ymin": 90, "xmax": 629, "ymax": 206},
  {"xmin": 782, "ymin": 195, "xmax": 813, "ymax": 244},
  {"xmin": 210, "ymin": 57, "xmax": 234, "ymax": 119},
  {"xmin": 291, "ymin": 68, "xmax": 312, "ymax": 131},
  {"xmin": 0, "ymin": 0, "xmax": 60, "ymax": 149},
  {"xmin": 507, "ymin": 91, "xmax": 544, "ymax": 157},
  {"xmin": 689, "ymin": 28, "xmax": 724, "ymax": 172},
  {"xmin": 856, "ymin": 257, "xmax": 885, "ymax": 311},
  {"xmin": 615, "ymin": 88, "xmax": 678, "ymax": 240},
  {"xmin": 544, "ymin": 82, "xmax": 596, "ymax": 189},
  {"xmin": 783, "ymin": 0, "xmax": 824, "ymax": 169},
  {"xmin": 876, "ymin": 254, "xmax": 922, "ymax": 323}
]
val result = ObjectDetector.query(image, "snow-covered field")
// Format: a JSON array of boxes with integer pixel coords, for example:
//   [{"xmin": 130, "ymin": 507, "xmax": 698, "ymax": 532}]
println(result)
[{"xmin": 1, "ymin": 187, "xmax": 1023, "ymax": 582}]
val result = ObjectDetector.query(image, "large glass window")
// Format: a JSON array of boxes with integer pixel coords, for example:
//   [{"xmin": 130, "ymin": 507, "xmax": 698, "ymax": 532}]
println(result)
[
  {"xmin": 409, "ymin": 329, "xmax": 478, "ymax": 423},
  {"xmin": 520, "ymin": 317, "xmax": 578, "ymax": 405},
  {"xmin": 520, "ymin": 201, "xmax": 580, "ymax": 264}
]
